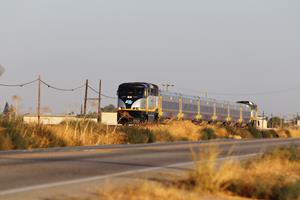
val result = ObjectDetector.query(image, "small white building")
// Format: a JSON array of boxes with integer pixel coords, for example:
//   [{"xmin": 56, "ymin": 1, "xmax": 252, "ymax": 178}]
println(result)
[
  {"xmin": 256, "ymin": 116, "xmax": 268, "ymax": 129},
  {"xmin": 296, "ymin": 120, "xmax": 300, "ymax": 127},
  {"xmin": 23, "ymin": 112, "xmax": 118, "ymax": 125}
]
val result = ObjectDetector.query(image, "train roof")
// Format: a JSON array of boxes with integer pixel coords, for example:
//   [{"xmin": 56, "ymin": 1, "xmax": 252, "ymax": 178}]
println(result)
[
  {"xmin": 160, "ymin": 91, "xmax": 252, "ymax": 109},
  {"xmin": 118, "ymin": 82, "xmax": 158, "ymax": 88}
]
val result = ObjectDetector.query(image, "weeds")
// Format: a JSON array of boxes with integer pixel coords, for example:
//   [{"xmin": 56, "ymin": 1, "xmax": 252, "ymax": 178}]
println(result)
[
  {"xmin": 0, "ymin": 118, "xmax": 126, "ymax": 150},
  {"xmin": 199, "ymin": 128, "xmax": 217, "ymax": 140},
  {"xmin": 100, "ymin": 146, "xmax": 300, "ymax": 200},
  {"xmin": 0, "ymin": 117, "xmax": 299, "ymax": 151},
  {"xmin": 120, "ymin": 126, "xmax": 155, "ymax": 144},
  {"xmin": 227, "ymin": 146, "xmax": 300, "ymax": 200}
]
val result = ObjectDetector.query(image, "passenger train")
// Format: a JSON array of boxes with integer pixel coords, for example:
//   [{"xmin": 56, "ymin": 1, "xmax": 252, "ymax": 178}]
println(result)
[{"xmin": 117, "ymin": 82, "xmax": 257, "ymax": 125}]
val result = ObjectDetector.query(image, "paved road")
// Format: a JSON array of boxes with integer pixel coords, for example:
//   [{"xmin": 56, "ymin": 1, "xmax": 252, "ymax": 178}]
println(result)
[{"xmin": 0, "ymin": 138, "xmax": 300, "ymax": 200}]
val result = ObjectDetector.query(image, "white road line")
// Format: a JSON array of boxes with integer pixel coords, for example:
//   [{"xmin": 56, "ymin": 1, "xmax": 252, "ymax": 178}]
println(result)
[{"xmin": 0, "ymin": 153, "xmax": 258, "ymax": 196}]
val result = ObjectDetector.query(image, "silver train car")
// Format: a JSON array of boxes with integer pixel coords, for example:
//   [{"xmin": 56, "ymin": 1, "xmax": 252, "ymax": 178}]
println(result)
[{"xmin": 117, "ymin": 82, "xmax": 257, "ymax": 125}]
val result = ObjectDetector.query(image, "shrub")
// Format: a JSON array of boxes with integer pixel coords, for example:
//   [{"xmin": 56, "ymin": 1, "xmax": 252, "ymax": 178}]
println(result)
[
  {"xmin": 261, "ymin": 129, "xmax": 278, "ymax": 138},
  {"xmin": 0, "ymin": 130, "xmax": 13, "ymax": 150},
  {"xmin": 190, "ymin": 147, "xmax": 240, "ymax": 193},
  {"xmin": 248, "ymin": 126, "xmax": 262, "ymax": 138},
  {"xmin": 274, "ymin": 180, "xmax": 300, "ymax": 200},
  {"xmin": 0, "ymin": 118, "xmax": 66, "ymax": 149},
  {"xmin": 228, "ymin": 147, "xmax": 300, "ymax": 200},
  {"xmin": 120, "ymin": 126, "xmax": 156, "ymax": 144},
  {"xmin": 152, "ymin": 129, "xmax": 174, "ymax": 142},
  {"xmin": 200, "ymin": 128, "xmax": 217, "ymax": 140},
  {"xmin": 264, "ymin": 146, "xmax": 300, "ymax": 161}
]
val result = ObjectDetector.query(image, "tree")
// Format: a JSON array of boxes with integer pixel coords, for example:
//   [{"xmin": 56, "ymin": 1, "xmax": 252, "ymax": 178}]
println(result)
[
  {"xmin": 2, "ymin": 102, "xmax": 15, "ymax": 120},
  {"xmin": 102, "ymin": 104, "xmax": 117, "ymax": 112},
  {"xmin": 3, "ymin": 102, "xmax": 9, "ymax": 114},
  {"xmin": 0, "ymin": 64, "xmax": 5, "ymax": 76},
  {"xmin": 268, "ymin": 116, "xmax": 282, "ymax": 128}
]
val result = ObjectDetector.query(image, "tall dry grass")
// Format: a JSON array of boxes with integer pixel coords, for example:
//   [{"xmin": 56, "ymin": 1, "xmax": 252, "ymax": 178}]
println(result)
[
  {"xmin": 0, "ymin": 118, "xmax": 127, "ymax": 150},
  {"xmin": 227, "ymin": 146, "xmax": 300, "ymax": 200},
  {"xmin": 287, "ymin": 129, "xmax": 300, "ymax": 138},
  {"xmin": 0, "ymin": 118, "xmax": 159, "ymax": 150},
  {"xmin": 100, "ymin": 146, "xmax": 300, "ymax": 200},
  {"xmin": 189, "ymin": 147, "xmax": 241, "ymax": 193},
  {"xmin": 1, "ymin": 117, "xmax": 299, "ymax": 151},
  {"xmin": 147, "ymin": 121, "xmax": 201, "ymax": 141},
  {"xmin": 101, "ymin": 182, "xmax": 202, "ymax": 200},
  {"xmin": 49, "ymin": 120, "xmax": 127, "ymax": 146},
  {"xmin": 147, "ymin": 121, "xmax": 264, "ymax": 141}
]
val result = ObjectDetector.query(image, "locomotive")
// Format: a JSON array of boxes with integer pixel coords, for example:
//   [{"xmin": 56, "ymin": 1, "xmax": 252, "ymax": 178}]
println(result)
[{"xmin": 117, "ymin": 82, "xmax": 257, "ymax": 125}]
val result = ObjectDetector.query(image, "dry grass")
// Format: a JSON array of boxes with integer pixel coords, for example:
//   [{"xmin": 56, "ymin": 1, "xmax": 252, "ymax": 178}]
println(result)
[
  {"xmin": 227, "ymin": 147, "xmax": 300, "ymax": 199},
  {"xmin": 48, "ymin": 121, "xmax": 127, "ymax": 146},
  {"xmin": 0, "ymin": 118, "xmax": 127, "ymax": 150},
  {"xmin": 99, "ymin": 146, "xmax": 300, "ymax": 200},
  {"xmin": 147, "ymin": 121, "xmax": 256, "ymax": 141},
  {"xmin": 1, "ymin": 117, "xmax": 299, "ymax": 151},
  {"xmin": 190, "ymin": 147, "xmax": 241, "ymax": 193},
  {"xmin": 288, "ymin": 129, "xmax": 300, "ymax": 138},
  {"xmin": 147, "ymin": 121, "xmax": 201, "ymax": 141},
  {"xmin": 101, "ymin": 182, "xmax": 201, "ymax": 200}
]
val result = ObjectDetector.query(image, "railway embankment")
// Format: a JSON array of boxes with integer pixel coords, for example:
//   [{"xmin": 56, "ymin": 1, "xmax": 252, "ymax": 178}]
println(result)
[{"xmin": 0, "ymin": 118, "xmax": 300, "ymax": 151}]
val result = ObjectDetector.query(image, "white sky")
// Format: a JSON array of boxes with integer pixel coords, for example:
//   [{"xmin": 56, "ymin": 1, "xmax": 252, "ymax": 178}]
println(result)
[{"xmin": 0, "ymin": 0, "xmax": 299, "ymax": 117}]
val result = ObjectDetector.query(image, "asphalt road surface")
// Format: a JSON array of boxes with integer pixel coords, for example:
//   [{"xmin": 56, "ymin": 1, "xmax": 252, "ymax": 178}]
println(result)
[{"xmin": 0, "ymin": 138, "xmax": 300, "ymax": 200}]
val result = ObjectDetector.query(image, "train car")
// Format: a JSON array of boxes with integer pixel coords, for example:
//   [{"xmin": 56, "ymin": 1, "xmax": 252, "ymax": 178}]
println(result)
[{"xmin": 117, "ymin": 82, "xmax": 257, "ymax": 125}]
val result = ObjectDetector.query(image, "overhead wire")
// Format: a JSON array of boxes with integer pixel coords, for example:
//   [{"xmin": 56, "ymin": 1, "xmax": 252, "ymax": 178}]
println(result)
[
  {"xmin": 175, "ymin": 85, "xmax": 300, "ymax": 97},
  {"xmin": 88, "ymin": 85, "xmax": 117, "ymax": 99},
  {"xmin": 0, "ymin": 79, "xmax": 38, "ymax": 87},
  {"xmin": 40, "ymin": 79, "xmax": 85, "ymax": 92}
]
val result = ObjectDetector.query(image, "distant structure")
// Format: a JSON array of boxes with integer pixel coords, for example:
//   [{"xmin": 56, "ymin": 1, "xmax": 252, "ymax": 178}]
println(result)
[
  {"xmin": 0, "ymin": 64, "xmax": 5, "ymax": 76},
  {"xmin": 256, "ymin": 116, "xmax": 268, "ymax": 129},
  {"xmin": 296, "ymin": 120, "xmax": 300, "ymax": 128},
  {"xmin": 23, "ymin": 112, "xmax": 117, "ymax": 125}
]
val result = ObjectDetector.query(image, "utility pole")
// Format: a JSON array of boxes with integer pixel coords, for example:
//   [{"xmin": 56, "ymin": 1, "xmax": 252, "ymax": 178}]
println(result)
[
  {"xmin": 97, "ymin": 80, "xmax": 102, "ymax": 123},
  {"xmin": 83, "ymin": 79, "xmax": 88, "ymax": 116},
  {"xmin": 37, "ymin": 75, "xmax": 41, "ymax": 125},
  {"xmin": 262, "ymin": 111, "xmax": 265, "ymax": 129},
  {"xmin": 162, "ymin": 84, "xmax": 174, "ymax": 91}
]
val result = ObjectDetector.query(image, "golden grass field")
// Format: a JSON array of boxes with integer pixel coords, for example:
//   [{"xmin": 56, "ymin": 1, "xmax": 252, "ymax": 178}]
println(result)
[
  {"xmin": 100, "ymin": 146, "xmax": 300, "ymax": 200},
  {"xmin": 1, "ymin": 118, "xmax": 300, "ymax": 150}
]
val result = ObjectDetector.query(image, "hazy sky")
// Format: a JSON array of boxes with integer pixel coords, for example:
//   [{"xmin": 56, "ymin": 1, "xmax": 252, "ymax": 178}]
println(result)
[{"xmin": 0, "ymin": 0, "xmax": 299, "ymax": 116}]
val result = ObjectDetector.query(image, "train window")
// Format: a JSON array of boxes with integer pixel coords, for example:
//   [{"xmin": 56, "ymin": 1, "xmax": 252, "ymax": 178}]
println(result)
[{"xmin": 150, "ymin": 88, "xmax": 158, "ymax": 96}]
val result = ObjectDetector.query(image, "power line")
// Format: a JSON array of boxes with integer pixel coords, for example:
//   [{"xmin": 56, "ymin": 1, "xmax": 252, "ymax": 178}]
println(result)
[
  {"xmin": 0, "ymin": 79, "xmax": 38, "ymax": 87},
  {"xmin": 40, "ymin": 79, "xmax": 85, "ymax": 92},
  {"xmin": 176, "ymin": 85, "xmax": 300, "ymax": 97},
  {"xmin": 88, "ymin": 85, "xmax": 117, "ymax": 99}
]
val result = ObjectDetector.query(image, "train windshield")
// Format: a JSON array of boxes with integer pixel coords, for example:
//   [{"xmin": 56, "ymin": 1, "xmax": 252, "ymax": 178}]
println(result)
[{"xmin": 118, "ymin": 85, "xmax": 145, "ymax": 98}]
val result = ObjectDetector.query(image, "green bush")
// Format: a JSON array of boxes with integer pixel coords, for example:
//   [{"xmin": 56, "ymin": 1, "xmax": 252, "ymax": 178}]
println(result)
[
  {"xmin": 120, "ymin": 126, "xmax": 156, "ymax": 144},
  {"xmin": 275, "ymin": 180, "xmax": 300, "ymax": 200},
  {"xmin": 261, "ymin": 130, "xmax": 278, "ymax": 138},
  {"xmin": 248, "ymin": 126, "xmax": 263, "ymax": 138},
  {"xmin": 200, "ymin": 128, "xmax": 217, "ymax": 140},
  {"xmin": 152, "ymin": 129, "xmax": 174, "ymax": 142},
  {"xmin": 230, "ymin": 179, "xmax": 300, "ymax": 200},
  {"xmin": 228, "ymin": 147, "xmax": 300, "ymax": 200},
  {"xmin": 0, "ymin": 131, "xmax": 13, "ymax": 150}
]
